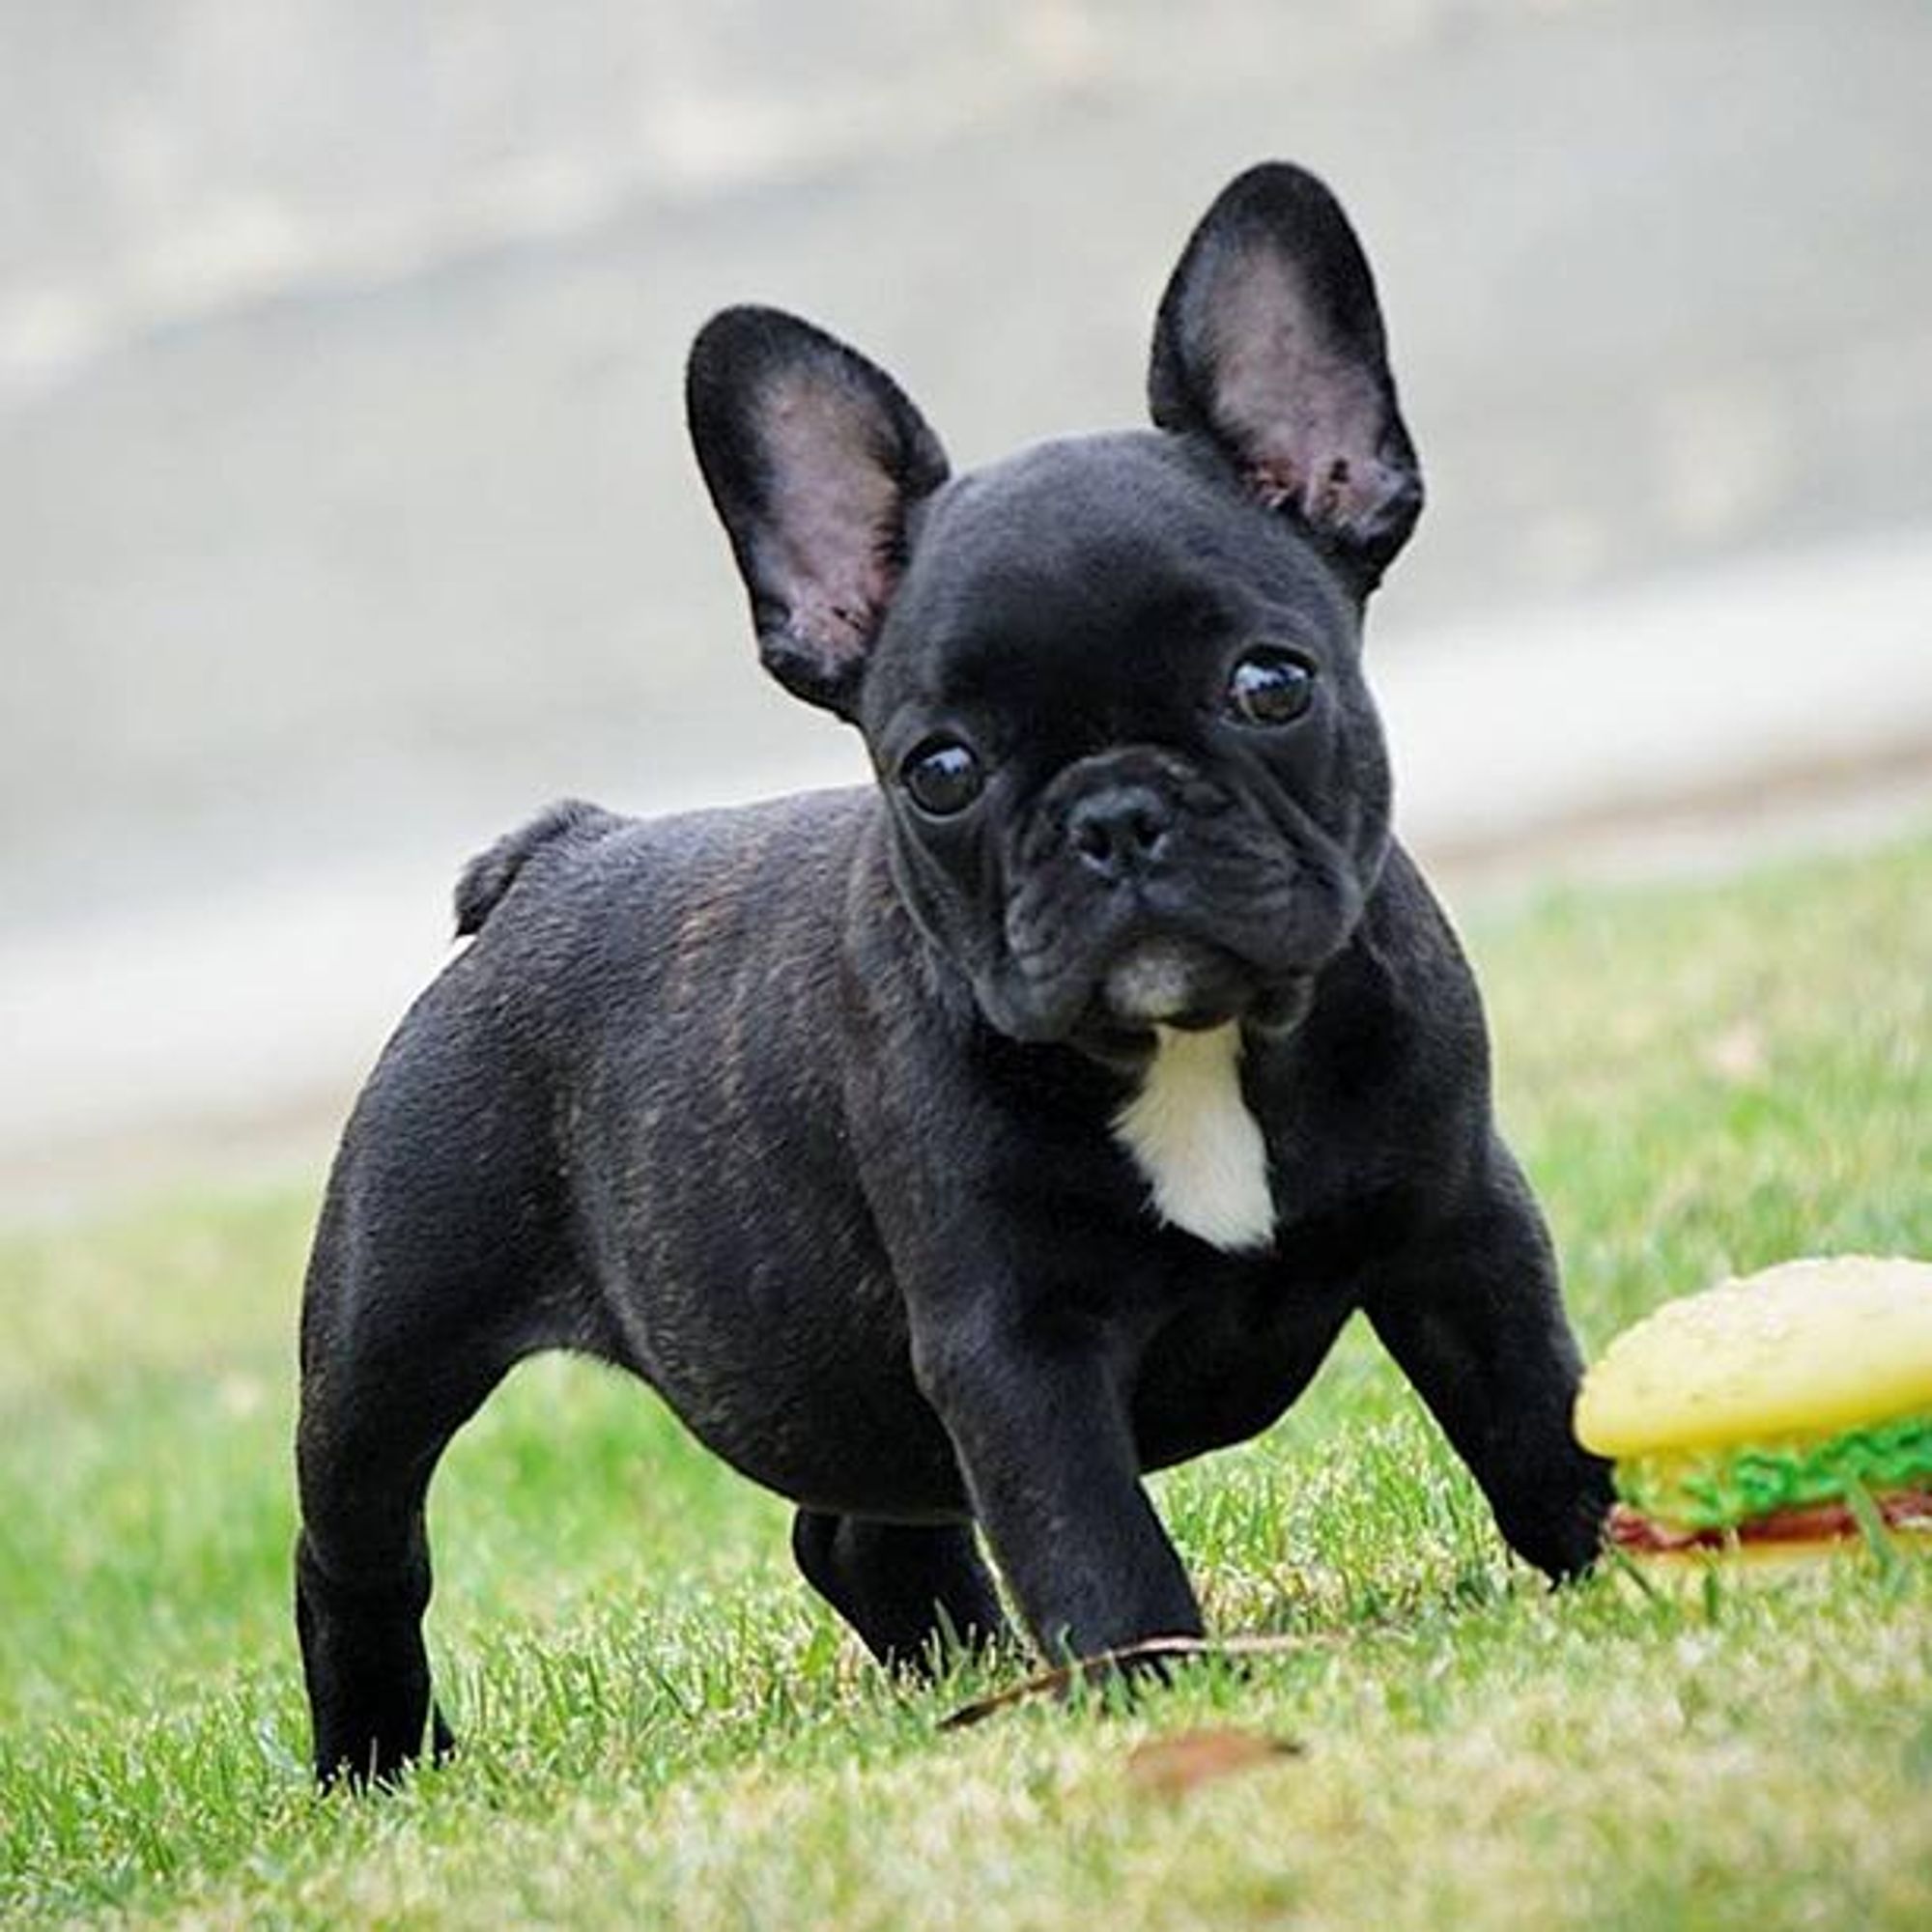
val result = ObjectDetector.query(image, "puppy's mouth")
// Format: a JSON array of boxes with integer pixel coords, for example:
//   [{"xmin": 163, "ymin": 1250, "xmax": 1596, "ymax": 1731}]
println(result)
[
  {"xmin": 1101, "ymin": 936, "xmax": 1251, "ymax": 1030},
  {"xmin": 1071, "ymin": 936, "xmax": 1315, "ymax": 1065}
]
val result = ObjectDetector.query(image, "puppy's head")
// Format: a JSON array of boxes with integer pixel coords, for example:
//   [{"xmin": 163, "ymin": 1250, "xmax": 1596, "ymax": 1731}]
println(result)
[{"xmin": 689, "ymin": 163, "xmax": 1422, "ymax": 1063}]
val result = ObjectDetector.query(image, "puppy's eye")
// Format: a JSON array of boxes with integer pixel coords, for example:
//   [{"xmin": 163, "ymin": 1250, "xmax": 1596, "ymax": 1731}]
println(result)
[
  {"xmin": 1226, "ymin": 646, "xmax": 1317, "ymax": 726},
  {"xmin": 899, "ymin": 736, "xmax": 984, "ymax": 816}
]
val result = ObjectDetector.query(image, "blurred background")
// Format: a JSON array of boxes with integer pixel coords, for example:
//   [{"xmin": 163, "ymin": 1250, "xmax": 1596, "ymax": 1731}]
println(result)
[{"xmin": 3, "ymin": 0, "xmax": 1929, "ymax": 1210}]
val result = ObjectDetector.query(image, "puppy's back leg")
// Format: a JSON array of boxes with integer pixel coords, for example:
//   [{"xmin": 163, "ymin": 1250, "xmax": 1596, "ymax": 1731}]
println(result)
[
  {"xmin": 790, "ymin": 1511, "xmax": 1010, "ymax": 1674},
  {"xmin": 294, "ymin": 1117, "xmax": 568, "ymax": 1788},
  {"xmin": 295, "ymin": 1243, "xmax": 526, "ymax": 1787}
]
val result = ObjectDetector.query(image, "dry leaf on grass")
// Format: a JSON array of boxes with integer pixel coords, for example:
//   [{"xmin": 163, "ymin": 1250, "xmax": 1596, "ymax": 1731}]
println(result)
[{"xmin": 1125, "ymin": 1726, "xmax": 1304, "ymax": 1798}]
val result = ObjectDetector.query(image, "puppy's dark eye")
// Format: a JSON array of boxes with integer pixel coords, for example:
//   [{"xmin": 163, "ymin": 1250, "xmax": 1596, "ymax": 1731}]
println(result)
[
  {"xmin": 1226, "ymin": 647, "xmax": 1317, "ymax": 726},
  {"xmin": 899, "ymin": 736, "xmax": 984, "ymax": 816}
]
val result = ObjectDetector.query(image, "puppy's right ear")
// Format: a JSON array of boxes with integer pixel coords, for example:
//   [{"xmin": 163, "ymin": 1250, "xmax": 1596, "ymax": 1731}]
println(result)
[{"xmin": 687, "ymin": 307, "xmax": 950, "ymax": 720}]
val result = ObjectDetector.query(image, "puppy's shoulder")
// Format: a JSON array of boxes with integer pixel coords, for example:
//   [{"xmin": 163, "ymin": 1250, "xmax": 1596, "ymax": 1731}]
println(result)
[
  {"xmin": 1340, "ymin": 838, "xmax": 1492, "ymax": 1096},
  {"xmin": 1361, "ymin": 841, "xmax": 1479, "ymax": 990}
]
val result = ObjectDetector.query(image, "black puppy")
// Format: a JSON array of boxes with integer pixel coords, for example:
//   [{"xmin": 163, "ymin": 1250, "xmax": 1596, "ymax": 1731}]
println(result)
[{"xmin": 296, "ymin": 162, "xmax": 1611, "ymax": 1786}]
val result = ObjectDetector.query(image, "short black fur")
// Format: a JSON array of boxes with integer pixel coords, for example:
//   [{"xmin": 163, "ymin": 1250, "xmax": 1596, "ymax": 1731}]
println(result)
[{"xmin": 296, "ymin": 161, "xmax": 1611, "ymax": 1787}]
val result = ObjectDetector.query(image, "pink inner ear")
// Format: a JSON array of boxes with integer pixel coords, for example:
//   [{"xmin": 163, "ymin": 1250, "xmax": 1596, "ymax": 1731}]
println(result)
[
  {"xmin": 1206, "ymin": 248, "xmax": 1401, "ymax": 544},
  {"xmin": 759, "ymin": 370, "xmax": 901, "ymax": 660}
]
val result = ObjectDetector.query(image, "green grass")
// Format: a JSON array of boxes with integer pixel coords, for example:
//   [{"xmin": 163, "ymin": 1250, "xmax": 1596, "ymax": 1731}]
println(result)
[{"xmin": 3, "ymin": 834, "xmax": 1929, "ymax": 1929}]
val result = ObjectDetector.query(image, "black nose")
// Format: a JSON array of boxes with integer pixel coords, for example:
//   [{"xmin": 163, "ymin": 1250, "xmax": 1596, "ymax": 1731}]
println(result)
[{"xmin": 1065, "ymin": 783, "xmax": 1173, "ymax": 883}]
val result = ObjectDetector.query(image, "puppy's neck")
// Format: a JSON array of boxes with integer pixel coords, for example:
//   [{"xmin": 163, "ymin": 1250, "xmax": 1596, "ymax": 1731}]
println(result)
[{"xmin": 1112, "ymin": 1024, "xmax": 1274, "ymax": 1253}]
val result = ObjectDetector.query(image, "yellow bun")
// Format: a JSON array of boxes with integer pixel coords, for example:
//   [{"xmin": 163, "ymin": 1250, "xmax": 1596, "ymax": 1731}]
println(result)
[{"xmin": 1575, "ymin": 1256, "xmax": 1932, "ymax": 1457}]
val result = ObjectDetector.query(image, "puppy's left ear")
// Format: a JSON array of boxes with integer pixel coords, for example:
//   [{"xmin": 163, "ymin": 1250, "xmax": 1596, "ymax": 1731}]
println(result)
[
  {"xmin": 688, "ymin": 306, "xmax": 950, "ymax": 720},
  {"xmin": 1150, "ymin": 163, "xmax": 1422, "ymax": 592}
]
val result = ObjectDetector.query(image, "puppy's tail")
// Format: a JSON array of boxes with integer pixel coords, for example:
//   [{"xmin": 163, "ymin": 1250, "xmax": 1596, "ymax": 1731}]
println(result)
[{"xmin": 454, "ymin": 798, "xmax": 613, "ymax": 935}]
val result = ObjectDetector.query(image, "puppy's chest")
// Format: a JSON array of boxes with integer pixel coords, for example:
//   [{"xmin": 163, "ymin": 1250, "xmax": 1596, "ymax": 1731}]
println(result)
[{"xmin": 1111, "ymin": 1024, "xmax": 1276, "ymax": 1253}]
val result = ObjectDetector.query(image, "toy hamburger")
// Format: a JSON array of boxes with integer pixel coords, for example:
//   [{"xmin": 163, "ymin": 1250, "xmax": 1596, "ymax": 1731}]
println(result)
[{"xmin": 1575, "ymin": 1256, "xmax": 1932, "ymax": 1562}]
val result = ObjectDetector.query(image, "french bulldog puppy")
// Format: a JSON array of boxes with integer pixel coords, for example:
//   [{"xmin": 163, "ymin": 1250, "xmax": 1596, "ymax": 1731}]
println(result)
[{"xmin": 296, "ymin": 161, "xmax": 1612, "ymax": 1787}]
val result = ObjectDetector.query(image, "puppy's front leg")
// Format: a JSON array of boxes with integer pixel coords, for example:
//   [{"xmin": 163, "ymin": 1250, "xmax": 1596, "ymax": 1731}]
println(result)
[
  {"xmin": 912, "ymin": 1311, "xmax": 1204, "ymax": 1662},
  {"xmin": 1362, "ymin": 1145, "xmax": 1613, "ymax": 1580}
]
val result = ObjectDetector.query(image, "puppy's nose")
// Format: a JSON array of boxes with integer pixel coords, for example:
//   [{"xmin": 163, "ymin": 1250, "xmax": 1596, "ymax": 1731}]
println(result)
[{"xmin": 1066, "ymin": 783, "xmax": 1173, "ymax": 883}]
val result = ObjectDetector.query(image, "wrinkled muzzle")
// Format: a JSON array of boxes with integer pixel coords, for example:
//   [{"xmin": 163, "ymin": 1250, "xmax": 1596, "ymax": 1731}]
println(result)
[{"xmin": 978, "ymin": 749, "xmax": 1363, "ymax": 1052}]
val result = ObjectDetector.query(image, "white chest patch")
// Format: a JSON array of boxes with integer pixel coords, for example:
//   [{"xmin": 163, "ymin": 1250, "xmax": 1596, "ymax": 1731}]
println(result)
[{"xmin": 1112, "ymin": 1023, "xmax": 1275, "ymax": 1252}]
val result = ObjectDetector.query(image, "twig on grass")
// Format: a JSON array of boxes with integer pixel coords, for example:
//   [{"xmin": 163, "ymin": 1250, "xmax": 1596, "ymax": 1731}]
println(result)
[{"xmin": 938, "ymin": 1631, "xmax": 1334, "ymax": 1731}]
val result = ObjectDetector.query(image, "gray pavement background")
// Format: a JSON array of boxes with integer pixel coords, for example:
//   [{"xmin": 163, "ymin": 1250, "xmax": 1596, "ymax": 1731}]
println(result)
[{"xmin": 3, "ymin": 0, "xmax": 1929, "ymax": 1206}]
